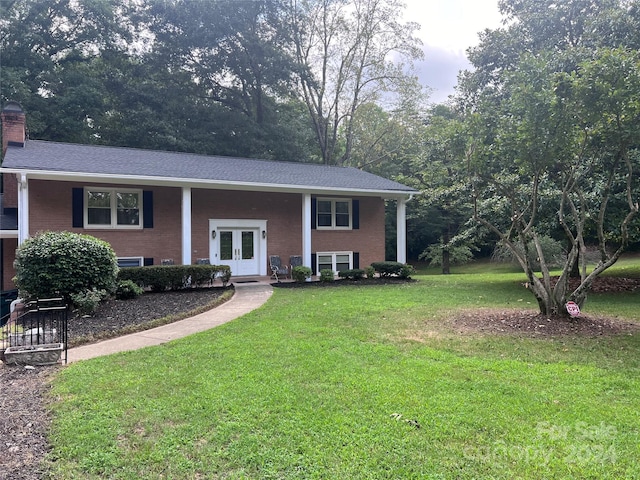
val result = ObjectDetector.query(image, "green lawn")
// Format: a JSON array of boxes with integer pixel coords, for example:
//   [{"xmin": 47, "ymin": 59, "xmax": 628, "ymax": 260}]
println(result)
[{"xmin": 47, "ymin": 263, "xmax": 640, "ymax": 479}]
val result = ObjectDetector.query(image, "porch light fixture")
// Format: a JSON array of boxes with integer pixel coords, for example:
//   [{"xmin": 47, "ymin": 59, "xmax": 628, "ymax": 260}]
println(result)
[
  {"xmin": 211, "ymin": 230, "xmax": 216, "ymax": 239},
  {"xmin": 262, "ymin": 230, "xmax": 266, "ymax": 239}
]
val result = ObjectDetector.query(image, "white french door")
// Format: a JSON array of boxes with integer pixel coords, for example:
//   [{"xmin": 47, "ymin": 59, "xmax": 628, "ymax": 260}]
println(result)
[
  {"xmin": 209, "ymin": 219, "xmax": 267, "ymax": 277},
  {"xmin": 219, "ymin": 228, "xmax": 258, "ymax": 276}
]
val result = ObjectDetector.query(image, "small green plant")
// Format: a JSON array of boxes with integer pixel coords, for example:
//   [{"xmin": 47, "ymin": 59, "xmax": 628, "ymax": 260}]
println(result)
[
  {"xmin": 292, "ymin": 265, "xmax": 312, "ymax": 283},
  {"xmin": 338, "ymin": 269, "xmax": 365, "ymax": 280},
  {"xmin": 319, "ymin": 269, "xmax": 335, "ymax": 282},
  {"xmin": 70, "ymin": 288, "xmax": 108, "ymax": 316},
  {"xmin": 218, "ymin": 266, "xmax": 231, "ymax": 287},
  {"xmin": 399, "ymin": 264, "xmax": 415, "ymax": 279},
  {"xmin": 115, "ymin": 280, "xmax": 143, "ymax": 300},
  {"xmin": 365, "ymin": 265, "xmax": 376, "ymax": 279}
]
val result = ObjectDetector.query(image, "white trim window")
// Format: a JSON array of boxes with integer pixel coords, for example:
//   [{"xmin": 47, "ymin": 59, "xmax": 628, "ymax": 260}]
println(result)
[
  {"xmin": 317, "ymin": 198, "xmax": 352, "ymax": 229},
  {"xmin": 85, "ymin": 188, "xmax": 142, "ymax": 229},
  {"xmin": 317, "ymin": 251, "xmax": 352, "ymax": 274}
]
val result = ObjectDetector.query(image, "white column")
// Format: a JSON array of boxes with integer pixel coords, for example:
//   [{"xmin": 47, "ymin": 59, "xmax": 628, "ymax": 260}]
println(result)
[
  {"xmin": 181, "ymin": 187, "xmax": 192, "ymax": 265},
  {"xmin": 302, "ymin": 193, "xmax": 312, "ymax": 269},
  {"xmin": 17, "ymin": 174, "xmax": 29, "ymax": 245},
  {"xmin": 396, "ymin": 197, "xmax": 407, "ymax": 264}
]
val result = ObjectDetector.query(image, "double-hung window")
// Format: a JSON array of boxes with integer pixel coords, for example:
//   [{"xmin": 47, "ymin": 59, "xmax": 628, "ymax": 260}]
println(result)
[
  {"xmin": 316, "ymin": 198, "xmax": 351, "ymax": 229},
  {"xmin": 85, "ymin": 188, "xmax": 142, "ymax": 229},
  {"xmin": 317, "ymin": 252, "xmax": 353, "ymax": 274}
]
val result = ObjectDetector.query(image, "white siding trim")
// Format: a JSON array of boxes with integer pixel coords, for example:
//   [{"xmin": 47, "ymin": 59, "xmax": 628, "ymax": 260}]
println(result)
[{"xmin": 182, "ymin": 187, "xmax": 192, "ymax": 265}]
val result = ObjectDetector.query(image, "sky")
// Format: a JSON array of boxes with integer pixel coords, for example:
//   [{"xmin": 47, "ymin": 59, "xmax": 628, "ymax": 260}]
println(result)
[{"xmin": 402, "ymin": 0, "xmax": 504, "ymax": 104}]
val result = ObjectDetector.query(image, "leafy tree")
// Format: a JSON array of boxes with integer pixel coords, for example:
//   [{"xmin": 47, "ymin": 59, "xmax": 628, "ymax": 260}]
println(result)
[
  {"xmin": 142, "ymin": 0, "xmax": 316, "ymax": 159},
  {"xmin": 399, "ymin": 105, "xmax": 479, "ymax": 272},
  {"xmin": 462, "ymin": 37, "xmax": 640, "ymax": 316},
  {"xmin": 0, "ymin": 0, "xmax": 137, "ymax": 139},
  {"xmin": 290, "ymin": 0, "xmax": 423, "ymax": 165}
]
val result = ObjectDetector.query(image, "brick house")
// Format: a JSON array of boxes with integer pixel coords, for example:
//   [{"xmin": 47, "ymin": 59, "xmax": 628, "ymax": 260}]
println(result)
[{"xmin": 0, "ymin": 102, "xmax": 416, "ymax": 289}]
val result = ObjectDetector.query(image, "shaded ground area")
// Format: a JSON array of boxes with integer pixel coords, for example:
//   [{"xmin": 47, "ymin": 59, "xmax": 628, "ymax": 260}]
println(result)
[
  {"xmin": 1, "ymin": 277, "xmax": 638, "ymax": 479},
  {"xmin": 0, "ymin": 366, "xmax": 55, "ymax": 480}
]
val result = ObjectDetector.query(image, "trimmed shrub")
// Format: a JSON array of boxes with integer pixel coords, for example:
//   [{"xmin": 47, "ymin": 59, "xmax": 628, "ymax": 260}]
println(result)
[
  {"xmin": 117, "ymin": 264, "xmax": 232, "ymax": 291},
  {"xmin": 399, "ymin": 264, "xmax": 415, "ymax": 279},
  {"xmin": 365, "ymin": 266, "xmax": 376, "ymax": 279},
  {"xmin": 70, "ymin": 288, "xmax": 108, "ymax": 316},
  {"xmin": 338, "ymin": 269, "xmax": 365, "ymax": 280},
  {"xmin": 115, "ymin": 280, "xmax": 143, "ymax": 300},
  {"xmin": 292, "ymin": 266, "xmax": 312, "ymax": 283},
  {"xmin": 14, "ymin": 231, "xmax": 118, "ymax": 301},
  {"xmin": 371, "ymin": 261, "xmax": 414, "ymax": 278},
  {"xmin": 319, "ymin": 269, "xmax": 335, "ymax": 282}
]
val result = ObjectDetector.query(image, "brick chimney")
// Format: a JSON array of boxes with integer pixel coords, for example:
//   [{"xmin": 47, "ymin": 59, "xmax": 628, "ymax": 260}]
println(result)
[{"xmin": 1, "ymin": 101, "xmax": 26, "ymax": 158}]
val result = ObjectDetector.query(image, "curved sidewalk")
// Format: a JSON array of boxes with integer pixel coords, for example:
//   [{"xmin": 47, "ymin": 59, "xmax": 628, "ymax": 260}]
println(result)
[{"xmin": 67, "ymin": 283, "xmax": 273, "ymax": 363}]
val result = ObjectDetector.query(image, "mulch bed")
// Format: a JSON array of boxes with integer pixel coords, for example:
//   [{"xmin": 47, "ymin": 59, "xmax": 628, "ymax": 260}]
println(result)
[
  {"xmin": 67, "ymin": 286, "xmax": 232, "ymax": 346},
  {"xmin": 451, "ymin": 308, "xmax": 640, "ymax": 337}
]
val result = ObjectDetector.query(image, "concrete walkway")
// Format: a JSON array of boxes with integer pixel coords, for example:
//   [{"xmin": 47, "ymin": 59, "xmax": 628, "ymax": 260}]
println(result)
[{"xmin": 67, "ymin": 282, "xmax": 273, "ymax": 363}]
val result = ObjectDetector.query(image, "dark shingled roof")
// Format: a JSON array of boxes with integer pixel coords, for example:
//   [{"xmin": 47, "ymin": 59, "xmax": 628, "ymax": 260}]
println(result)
[{"xmin": 1, "ymin": 140, "xmax": 416, "ymax": 195}]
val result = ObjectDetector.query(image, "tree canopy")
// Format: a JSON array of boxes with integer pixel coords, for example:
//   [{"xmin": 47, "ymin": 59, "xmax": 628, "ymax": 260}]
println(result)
[
  {"xmin": 1, "ymin": 0, "xmax": 422, "ymax": 164},
  {"xmin": 459, "ymin": 0, "xmax": 640, "ymax": 315}
]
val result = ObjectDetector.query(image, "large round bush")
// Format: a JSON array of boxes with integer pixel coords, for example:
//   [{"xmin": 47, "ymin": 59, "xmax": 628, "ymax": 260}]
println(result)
[{"xmin": 14, "ymin": 231, "xmax": 119, "ymax": 300}]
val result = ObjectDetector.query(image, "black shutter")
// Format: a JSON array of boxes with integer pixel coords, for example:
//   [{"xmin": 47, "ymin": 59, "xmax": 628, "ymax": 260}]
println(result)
[
  {"xmin": 311, "ymin": 253, "xmax": 317, "ymax": 275},
  {"xmin": 311, "ymin": 197, "xmax": 317, "ymax": 229},
  {"xmin": 353, "ymin": 252, "xmax": 360, "ymax": 269},
  {"xmin": 143, "ymin": 191, "xmax": 153, "ymax": 228},
  {"xmin": 144, "ymin": 257, "xmax": 154, "ymax": 266},
  {"xmin": 352, "ymin": 199, "xmax": 359, "ymax": 229},
  {"xmin": 72, "ymin": 188, "xmax": 83, "ymax": 228}
]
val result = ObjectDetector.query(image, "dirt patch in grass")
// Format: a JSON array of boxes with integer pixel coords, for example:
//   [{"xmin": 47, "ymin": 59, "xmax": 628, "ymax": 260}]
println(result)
[
  {"xmin": 0, "ymin": 365, "xmax": 56, "ymax": 480},
  {"xmin": 450, "ymin": 308, "xmax": 639, "ymax": 337}
]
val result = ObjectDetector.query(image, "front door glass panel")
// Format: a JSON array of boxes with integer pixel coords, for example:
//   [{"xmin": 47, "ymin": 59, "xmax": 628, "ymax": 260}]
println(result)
[
  {"xmin": 241, "ymin": 231, "xmax": 254, "ymax": 260},
  {"xmin": 220, "ymin": 231, "xmax": 233, "ymax": 261}
]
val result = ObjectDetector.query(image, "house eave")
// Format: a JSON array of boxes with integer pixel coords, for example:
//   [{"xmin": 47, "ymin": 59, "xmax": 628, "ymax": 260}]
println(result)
[{"xmin": 0, "ymin": 168, "xmax": 418, "ymax": 199}]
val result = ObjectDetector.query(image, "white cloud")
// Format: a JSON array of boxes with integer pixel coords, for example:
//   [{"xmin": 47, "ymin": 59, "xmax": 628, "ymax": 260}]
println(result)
[{"xmin": 403, "ymin": 0, "xmax": 503, "ymax": 102}]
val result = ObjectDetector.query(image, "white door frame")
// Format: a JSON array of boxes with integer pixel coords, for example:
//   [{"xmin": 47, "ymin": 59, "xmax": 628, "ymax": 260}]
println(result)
[{"xmin": 209, "ymin": 219, "xmax": 268, "ymax": 276}]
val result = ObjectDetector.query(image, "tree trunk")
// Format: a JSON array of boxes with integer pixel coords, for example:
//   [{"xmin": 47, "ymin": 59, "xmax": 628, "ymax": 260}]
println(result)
[
  {"xmin": 442, "ymin": 250, "xmax": 450, "ymax": 275},
  {"xmin": 442, "ymin": 226, "xmax": 451, "ymax": 274}
]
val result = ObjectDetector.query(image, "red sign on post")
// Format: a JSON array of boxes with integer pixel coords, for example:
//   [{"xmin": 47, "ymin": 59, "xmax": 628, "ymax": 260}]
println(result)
[{"xmin": 565, "ymin": 301, "xmax": 581, "ymax": 317}]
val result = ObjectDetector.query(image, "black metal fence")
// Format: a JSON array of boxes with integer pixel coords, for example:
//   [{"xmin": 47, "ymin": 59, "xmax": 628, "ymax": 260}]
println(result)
[{"xmin": 2, "ymin": 297, "xmax": 68, "ymax": 364}]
